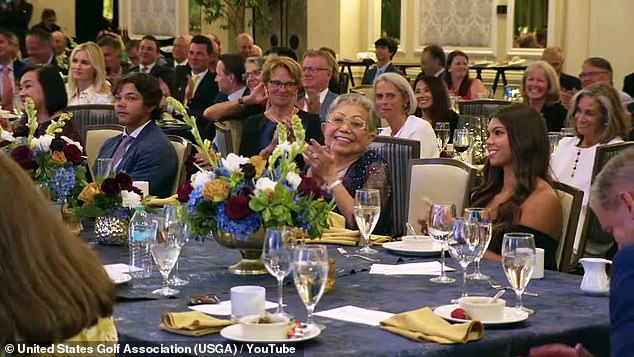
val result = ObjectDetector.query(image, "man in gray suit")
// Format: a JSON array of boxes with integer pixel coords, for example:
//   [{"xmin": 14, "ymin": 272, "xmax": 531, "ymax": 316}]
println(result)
[
  {"xmin": 95, "ymin": 73, "xmax": 177, "ymax": 198},
  {"xmin": 300, "ymin": 49, "xmax": 338, "ymax": 123}
]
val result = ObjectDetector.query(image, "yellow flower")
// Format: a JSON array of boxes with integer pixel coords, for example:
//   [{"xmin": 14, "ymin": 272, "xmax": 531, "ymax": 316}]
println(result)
[
  {"xmin": 50, "ymin": 151, "xmax": 67, "ymax": 165},
  {"xmin": 249, "ymin": 155, "xmax": 266, "ymax": 178},
  {"xmin": 203, "ymin": 179, "xmax": 229, "ymax": 202},
  {"xmin": 78, "ymin": 182, "xmax": 101, "ymax": 204}
]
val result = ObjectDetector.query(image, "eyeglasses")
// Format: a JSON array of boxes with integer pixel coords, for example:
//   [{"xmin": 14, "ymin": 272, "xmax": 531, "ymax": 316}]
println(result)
[
  {"xmin": 579, "ymin": 70, "xmax": 608, "ymax": 79},
  {"xmin": 327, "ymin": 115, "xmax": 367, "ymax": 130},
  {"xmin": 267, "ymin": 80, "xmax": 297, "ymax": 89},
  {"xmin": 303, "ymin": 66, "xmax": 330, "ymax": 73},
  {"xmin": 242, "ymin": 69, "xmax": 262, "ymax": 81}
]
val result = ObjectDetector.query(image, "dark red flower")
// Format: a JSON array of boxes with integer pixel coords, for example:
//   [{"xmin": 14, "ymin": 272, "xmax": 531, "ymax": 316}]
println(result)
[
  {"xmin": 297, "ymin": 176, "xmax": 323, "ymax": 199},
  {"xmin": 240, "ymin": 163, "xmax": 256, "ymax": 180},
  {"xmin": 11, "ymin": 145, "xmax": 36, "ymax": 170},
  {"xmin": 225, "ymin": 196, "xmax": 251, "ymax": 220},
  {"xmin": 239, "ymin": 186, "xmax": 253, "ymax": 197},
  {"xmin": 101, "ymin": 178, "xmax": 121, "ymax": 196},
  {"xmin": 49, "ymin": 138, "xmax": 65, "ymax": 152},
  {"xmin": 62, "ymin": 144, "xmax": 83, "ymax": 165},
  {"xmin": 114, "ymin": 172, "xmax": 133, "ymax": 190},
  {"xmin": 12, "ymin": 124, "xmax": 28, "ymax": 137},
  {"xmin": 0, "ymin": 140, "xmax": 11, "ymax": 148},
  {"xmin": 177, "ymin": 181, "xmax": 193, "ymax": 203}
]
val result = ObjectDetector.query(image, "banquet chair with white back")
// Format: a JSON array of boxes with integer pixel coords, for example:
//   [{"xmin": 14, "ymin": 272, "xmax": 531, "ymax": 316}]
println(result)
[
  {"xmin": 167, "ymin": 135, "xmax": 192, "ymax": 196},
  {"xmin": 84, "ymin": 124, "xmax": 124, "ymax": 179},
  {"xmin": 554, "ymin": 181, "xmax": 584, "ymax": 273},
  {"xmin": 406, "ymin": 158, "xmax": 476, "ymax": 235}
]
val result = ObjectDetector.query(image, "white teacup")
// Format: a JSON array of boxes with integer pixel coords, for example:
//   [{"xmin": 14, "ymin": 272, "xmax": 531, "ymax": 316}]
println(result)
[
  {"xmin": 231, "ymin": 286, "xmax": 265, "ymax": 320},
  {"xmin": 401, "ymin": 235, "xmax": 433, "ymax": 250},
  {"xmin": 458, "ymin": 296, "xmax": 506, "ymax": 321}
]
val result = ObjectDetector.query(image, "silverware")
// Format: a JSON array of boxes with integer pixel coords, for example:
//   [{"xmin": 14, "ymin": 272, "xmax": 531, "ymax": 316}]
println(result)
[
  {"xmin": 488, "ymin": 277, "xmax": 539, "ymax": 297},
  {"xmin": 337, "ymin": 247, "xmax": 380, "ymax": 262}
]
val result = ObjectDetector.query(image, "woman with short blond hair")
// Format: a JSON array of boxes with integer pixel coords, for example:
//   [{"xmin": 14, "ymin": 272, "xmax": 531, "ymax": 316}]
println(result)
[{"xmin": 521, "ymin": 60, "xmax": 567, "ymax": 131}]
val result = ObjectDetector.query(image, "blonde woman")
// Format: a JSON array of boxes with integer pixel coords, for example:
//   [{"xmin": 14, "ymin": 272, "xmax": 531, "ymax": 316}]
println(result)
[
  {"xmin": 66, "ymin": 42, "xmax": 114, "ymax": 105},
  {"xmin": 521, "ymin": 60, "xmax": 567, "ymax": 131}
]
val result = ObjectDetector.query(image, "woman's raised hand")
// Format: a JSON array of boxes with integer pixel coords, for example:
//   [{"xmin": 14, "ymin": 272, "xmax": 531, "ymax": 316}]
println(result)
[{"xmin": 306, "ymin": 139, "xmax": 336, "ymax": 182}]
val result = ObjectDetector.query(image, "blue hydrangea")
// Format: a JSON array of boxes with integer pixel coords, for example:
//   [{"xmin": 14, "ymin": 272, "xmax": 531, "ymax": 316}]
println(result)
[
  {"xmin": 214, "ymin": 167, "xmax": 231, "ymax": 178},
  {"xmin": 187, "ymin": 185, "xmax": 204, "ymax": 214},
  {"xmin": 104, "ymin": 207, "xmax": 132, "ymax": 219},
  {"xmin": 48, "ymin": 166, "xmax": 76, "ymax": 201},
  {"xmin": 215, "ymin": 202, "xmax": 261, "ymax": 238}
]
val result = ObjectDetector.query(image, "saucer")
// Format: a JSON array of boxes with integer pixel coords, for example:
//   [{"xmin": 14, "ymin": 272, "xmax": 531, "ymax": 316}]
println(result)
[
  {"xmin": 382, "ymin": 241, "xmax": 442, "ymax": 257},
  {"xmin": 433, "ymin": 304, "xmax": 529, "ymax": 326},
  {"xmin": 107, "ymin": 272, "xmax": 132, "ymax": 285},
  {"xmin": 220, "ymin": 323, "xmax": 321, "ymax": 343}
]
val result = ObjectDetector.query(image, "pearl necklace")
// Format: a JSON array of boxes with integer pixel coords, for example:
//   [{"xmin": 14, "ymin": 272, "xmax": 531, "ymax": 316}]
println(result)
[{"xmin": 570, "ymin": 149, "xmax": 581, "ymax": 178}]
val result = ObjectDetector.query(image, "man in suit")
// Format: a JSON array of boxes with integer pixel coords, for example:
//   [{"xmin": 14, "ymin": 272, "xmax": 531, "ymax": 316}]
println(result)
[
  {"xmin": 214, "ymin": 53, "xmax": 247, "ymax": 104},
  {"xmin": 580, "ymin": 57, "xmax": 632, "ymax": 105},
  {"xmin": 130, "ymin": 35, "xmax": 169, "ymax": 77},
  {"xmin": 541, "ymin": 47, "xmax": 581, "ymax": 109},
  {"xmin": 361, "ymin": 37, "xmax": 401, "ymax": 85},
  {"xmin": 0, "ymin": 29, "xmax": 23, "ymax": 112},
  {"xmin": 235, "ymin": 33, "xmax": 254, "ymax": 60},
  {"xmin": 173, "ymin": 35, "xmax": 219, "ymax": 141},
  {"xmin": 300, "ymin": 49, "xmax": 338, "ymax": 123},
  {"xmin": 51, "ymin": 31, "xmax": 68, "ymax": 73},
  {"xmin": 23, "ymin": 28, "xmax": 65, "ymax": 74},
  {"xmin": 98, "ymin": 35, "xmax": 130, "ymax": 89},
  {"xmin": 167, "ymin": 35, "xmax": 191, "ymax": 68},
  {"xmin": 420, "ymin": 44, "xmax": 446, "ymax": 78},
  {"xmin": 96, "ymin": 73, "xmax": 177, "ymax": 198}
]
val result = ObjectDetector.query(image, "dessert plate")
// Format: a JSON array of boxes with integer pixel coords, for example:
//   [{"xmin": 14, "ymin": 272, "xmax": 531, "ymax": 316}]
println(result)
[
  {"xmin": 220, "ymin": 324, "xmax": 320, "ymax": 343},
  {"xmin": 108, "ymin": 272, "xmax": 132, "ymax": 285},
  {"xmin": 434, "ymin": 304, "xmax": 529, "ymax": 326},
  {"xmin": 382, "ymin": 241, "xmax": 442, "ymax": 257}
]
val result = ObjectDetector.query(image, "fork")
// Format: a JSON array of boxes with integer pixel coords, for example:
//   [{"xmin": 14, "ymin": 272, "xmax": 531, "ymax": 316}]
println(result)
[
  {"xmin": 337, "ymin": 247, "xmax": 380, "ymax": 262},
  {"xmin": 488, "ymin": 277, "xmax": 539, "ymax": 297}
]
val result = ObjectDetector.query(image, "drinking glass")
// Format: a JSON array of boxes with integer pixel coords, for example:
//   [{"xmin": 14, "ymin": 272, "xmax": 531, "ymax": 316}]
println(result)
[
  {"xmin": 435, "ymin": 122, "xmax": 451, "ymax": 152},
  {"xmin": 501, "ymin": 233, "xmax": 536, "ymax": 314},
  {"xmin": 150, "ymin": 237, "xmax": 182, "ymax": 296},
  {"xmin": 560, "ymin": 127, "xmax": 576, "ymax": 137},
  {"xmin": 428, "ymin": 203, "xmax": 456, "ymax": 284},
  {"xmin": 452, "ymin": 129, "xmax": 471, "ymax": 161},
  {"xmin": 447, "ymin": 217, "xmax": 478, "ymax": 297},
  {"xmin": 95, "ymin": 158, "xmax": 114, "ymax": 178},
  {"xmin": 548, "ymin": 132, "xmax": 561, "ymax": 154},
  {"xmin": 262, "ymin": 226, "xmax": 295, "ymax": 319},
  {"xmin": 464, "ymin": 208, "xmax": 493, "ymax": 280},
  {"xmin": 354, "ymin": 189, "xmax": 381, "ymax": 255},
  {"xmin": 293, "ymin": 245, "xmax": 329, "ymax": 329},
  {"xmin": 449, "ymin": 95, "xmax": 461, "ymax": 114},
  {"xmin": 163, "ymin": 205, "xmax": 191, "ymax": 286}
]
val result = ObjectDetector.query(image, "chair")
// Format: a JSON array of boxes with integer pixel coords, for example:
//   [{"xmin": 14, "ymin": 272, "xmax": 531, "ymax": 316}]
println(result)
[
  {"xmin": 369, "ymin": 137, "xmax": 420, "ymax": 237},
  {"xmin": 214, "ymin": 122, "xmax": 234, "ymax": 156},
  {"xmin": 329, "ymin": 72, "xmax": 350, "ymax": 94},
  {"xmin": 406, "ymin": 159, "xmax": 477, "ymax": 235},
  {"xmin": 577, "ymin": 142, "xmax": 634, "ymax": 259},
  {"xmin": 167, "ymin": 135, "xmax": 192, "ymax": 196},
  {"xmin": 458, "ymin": 99, "xmax": 511, "ymax": 119},
  {"xmin": 554, "ymin": 182, "xmax": 584, "ymax": 273},
  {"xmin": 66, "ymin": 104, "xmax": 118, "ymax": 143},
  {"xmin": 84, "ymin": 124, "xmax": 124, "ymax": 179}
]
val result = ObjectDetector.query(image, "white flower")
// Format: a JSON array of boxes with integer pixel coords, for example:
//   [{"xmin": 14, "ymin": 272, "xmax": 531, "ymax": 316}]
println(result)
[
  {"xmin": 0, "ymin": 130, "xmax": 15, "ymax": 142},
  {"xmin": 286, "ymin": 171, "xmax": 302, "ymax": 189},
  {"xmin": 254, "ymin": 177, "xmax": 277, "ymax": 193},
  {"xmin": 221, "ymin": 153, "xmax": 250, "ymax": 172},
  {"xmin": 121, "ymin": 190, "xmax": 142, "ymax": 208},
  {"xmin": 61, "ymin": 135, "xmax": 84, "ymax": 152},
  {"xmin": 30, "ymin": 134, "xmax": 54, "ymax": 152},
  {"xmin": 277, "ymin": 140, "xmax": 292, "ymax": 152},
  {"xmin": 191, "ymin": 170, "xmax": 215, "ymax": 188}
]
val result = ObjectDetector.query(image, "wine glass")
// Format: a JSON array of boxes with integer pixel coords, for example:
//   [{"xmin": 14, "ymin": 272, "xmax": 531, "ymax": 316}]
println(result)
[
  {"xmin": 150, "ymin": 235, "xmax": 182, "ymax": 297},
  {"xmin": 354, "ymin": 189, "xmax": 381, "ymax": 255},
  {"xmin": 163, "ymin": 205, "xmax": 191, "ymax": 286},
  {"xmin": 452, "ymin": 129, "xmax": 471, "ymax": 161},
  {"xmin": 464, "ymin": 208, "xmax": 493, "ymax": 280},
  {"xmin": 428, "ymin": 203, "xmax": 456, "ymax": 284},
  {"xmin": 501, "ymin": 233, "xmax": 536, "ymax": 314},
  {"xmin": 262, "ymin": 226, "xmax": 295, "ymax": 319},
  {"xmin": 95, "ymin": 158, "xmax": 114, "ymax": 179},
  {"xmin": 435, "ymin": 122, "xmax": 451, "ymax": 153},
  {"xmin": 293, "ymin": 245, "xmax": 329, "ymax": 329},
  {"xmin": 447, "ymin": 217, "xmax": 478, "ymax": 297}
]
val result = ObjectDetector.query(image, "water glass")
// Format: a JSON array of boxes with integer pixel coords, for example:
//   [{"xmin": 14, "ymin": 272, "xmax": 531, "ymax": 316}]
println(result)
[
  {"xmin": 435, "ymin": 122, "xmax": 451, "ymax": 152},
  {"xmin": 262, "ymin": 227, "xmax": 295, "ymax": 319},
  {"xmin": 449, "ymin": 95, "xmax": 461, "ymax": 114},
  {"xmin": 163, "ymin": 205, "xmax": 191, "ymax": 286},
  {"xmin": 464, "ymin": 208, "xmax": 492, "ymax": 280},
  {"xmin": 501, "ymin": 233, "xmax": 536, "ymax": 313},
  {"xmin": 354, "ymin": 189, "xmax": 381, "ymax": 255},
  {"xmin": 95, "ymin": 158, "xmax": 114, "ymax": 179},
  {"xmin": 548, "ymin": 132, "xmax": 561, "ymax": 154},
  {"xmin": 428, "ymin": 203, "xmax": 456, "ymax": 284},
  {"xmin": 293, "ymin": 245, "xmax": 328, "ymax": 329},
  {"xmin": 150, "ymin": 238, "xmax": 182, "ymax": 297},
  {"xmin": 447, "ymin": 218, "xmax": 478, "ymax": 297}
]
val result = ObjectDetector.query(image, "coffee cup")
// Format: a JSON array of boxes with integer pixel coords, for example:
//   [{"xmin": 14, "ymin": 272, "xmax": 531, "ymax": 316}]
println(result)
[
  {"xmin": 401, "ymin": 235, "xmax": 433, "ymax": 250},
  {"xmin": 231, "ymin": 286, "xmax": 265, "ymax": 320}
]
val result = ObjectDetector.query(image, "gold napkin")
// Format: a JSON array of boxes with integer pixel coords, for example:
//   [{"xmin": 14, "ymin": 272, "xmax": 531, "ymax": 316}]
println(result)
[
  {"xmin": 161, "ymin": 311, "xmax": 233, "ymax": 336},
  {"xmin": 300, "ymin": 212, "xmax": 392, "ymax": 246},
  {"xmin": 379, "ymin": 307, "xmax": 484, "ymax": 344},
  {"xmin": 146, "ymin": 194, "xmax": 179, "ymax": 207}
]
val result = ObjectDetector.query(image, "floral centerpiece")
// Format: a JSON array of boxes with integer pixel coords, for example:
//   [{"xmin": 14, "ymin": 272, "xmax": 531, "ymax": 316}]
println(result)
[
  {"xmin": 0, "ymin": 98, "xmax": 86, "ymax": 206},
  {"xmin": 168, "ymin": 97, "xmax": 334, "ymax": 274}
]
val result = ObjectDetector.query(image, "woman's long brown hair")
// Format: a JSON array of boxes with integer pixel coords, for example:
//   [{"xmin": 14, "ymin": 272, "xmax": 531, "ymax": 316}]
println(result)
[{"xmin": 0, "ymin": 155, "xmax": 115, "ymax": 344}]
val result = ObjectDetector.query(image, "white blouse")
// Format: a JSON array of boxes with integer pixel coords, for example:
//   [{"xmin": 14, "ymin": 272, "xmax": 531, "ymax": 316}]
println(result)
[
  {"xmin": 67, "ymin": 85, "xmax": 114, "ymax": 106},
  {"xmin": 379, "ymin": 115, "xmax": 439, "ymax": 158}
]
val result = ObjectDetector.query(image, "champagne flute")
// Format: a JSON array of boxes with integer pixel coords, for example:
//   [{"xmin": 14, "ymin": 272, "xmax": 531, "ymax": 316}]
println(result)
[
  {"xmin": 453, "ymin": 129, "xmax": 471, "ymax": 161},
  {"xmin": 163, "ymin": 205, "xmax": 191, "ymax": 286},
  {"xmin": 150, "ymin": 237, "xmax": 182, "ymax": 297},
  {"xmin": 501, "ymin": 233, "xmax": 536, "ymax": 314},
  {"xmin": 354, "ymin": 189, "xmax": 381, "ymax": 255},
  {"xmin": 447, "ymin": 217, "xmax": 478, "ymax": 297},
  {"xmin": 464, "ymin": 208, "xmax": 493, "ymax": 280},
  {"xmin": 262, "ymin": 227, "xmax": 295, "ymax": 319},
  {"xmin": 428, "ymin": 203, "xmax": 456, "ymax": 284},
  {"xmin": 293, "ymin": 245, "xmax": 328, "ymax": 329},
  {"xmin": 435, "ymin": 122, "xmax": 451, "ymax": 153}
]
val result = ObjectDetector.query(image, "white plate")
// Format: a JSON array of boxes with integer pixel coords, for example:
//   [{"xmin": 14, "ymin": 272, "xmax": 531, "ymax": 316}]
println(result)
[
  {"xmin": 220, "ymin": 324, "xmax": 320, "ymax": 343},
  {"xmin": 434, "ymin": 304, "xmax": 529, "ymax": 326},
  {"xmin": 382, "ymin": 241, "xmax": 443, "ymax": 257},
  {"xmin": 108, "ymin": 272, "xmax": 132, "ymax": 285}
]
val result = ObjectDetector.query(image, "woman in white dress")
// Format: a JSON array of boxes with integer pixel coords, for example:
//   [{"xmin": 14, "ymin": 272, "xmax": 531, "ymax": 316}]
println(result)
[
  {"xmin": 66, "ymin": 42, "xmax": 114, "ymax": 105},
  {"xmin": 373, "ymin": 72, "xmax": 439, "ymax": 158},
  {"xmin": 551, "ymin": 83, "xmax": 630, "ymax": 257}
]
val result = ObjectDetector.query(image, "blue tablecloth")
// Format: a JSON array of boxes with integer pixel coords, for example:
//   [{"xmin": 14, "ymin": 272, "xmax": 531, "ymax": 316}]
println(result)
[{"xmin": 95, "ymin": 238, "xmax": 609, "ymax": 357}]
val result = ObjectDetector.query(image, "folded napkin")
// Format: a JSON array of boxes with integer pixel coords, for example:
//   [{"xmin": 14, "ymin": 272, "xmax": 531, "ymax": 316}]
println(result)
[
  {"xmin": 301, "ymin": 212, "xmax": 392, "ymax": 245},
  {"xmin": 380, "ymin": 307, "xmax": 483, "ymax": 344},
  {"xmin": 161, "ymin": 311, "xmax": 233, "ymax": 336},
  {"xmin": 369, "ymin": 261, "xmax": 456, "ymax": 275},
  {"xmin": 146, "ymin": 194, "xmax": 179, "ymax": 207}
]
